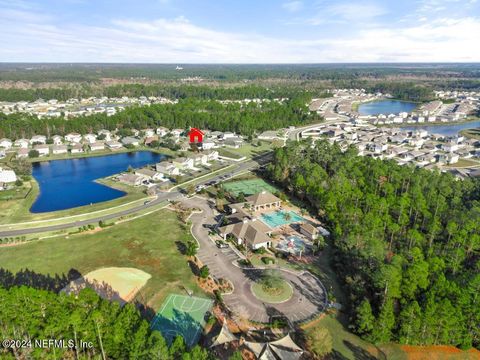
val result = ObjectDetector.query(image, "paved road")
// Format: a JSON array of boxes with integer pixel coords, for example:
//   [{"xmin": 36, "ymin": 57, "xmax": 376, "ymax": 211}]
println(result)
[
  {"xmin": 0, "ymin": 153, "xmax": 271, "ymax": 237},
  {"xmin": 288, "ymin": 116, "xmax": 350, "ymax": 141},
  {"xmin": 181, "ymin": 196, "xmax": 326, "ymax": 324}
]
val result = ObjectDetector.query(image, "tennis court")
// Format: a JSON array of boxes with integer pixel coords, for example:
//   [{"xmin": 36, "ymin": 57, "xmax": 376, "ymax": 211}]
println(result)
[
  {"xmin": 223, "ymin": 178, "xmax": 278, "ymax": 196},
  {"xmin": 150, "ymin": 294, "xmax": 213, "ymax": 348}
]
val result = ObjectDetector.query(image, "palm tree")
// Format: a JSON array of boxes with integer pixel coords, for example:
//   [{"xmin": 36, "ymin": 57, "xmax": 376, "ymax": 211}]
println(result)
[{"xmin": 283, "ymin": 212, "xmax": 292, "ymax": 222}]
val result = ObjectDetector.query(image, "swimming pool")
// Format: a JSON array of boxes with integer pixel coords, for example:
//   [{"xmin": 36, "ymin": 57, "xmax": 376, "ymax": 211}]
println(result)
[
  {"xmin": 260, "ymin": 210, "xmax": 305, "ymax": 228},
  {"xmin": 276, "ymin": 235, "xmax": 308, "ymax": 255}
]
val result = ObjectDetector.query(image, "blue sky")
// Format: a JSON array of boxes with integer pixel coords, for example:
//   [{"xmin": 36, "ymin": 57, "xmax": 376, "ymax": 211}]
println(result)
[{"xmin": 1, "ymin": 0, "xmax": 479, "ymax": 62}]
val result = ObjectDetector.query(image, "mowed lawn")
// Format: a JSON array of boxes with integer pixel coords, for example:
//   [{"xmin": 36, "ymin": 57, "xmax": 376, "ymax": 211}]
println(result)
[{"xmin": 0, "ymin": 209, "xmax": 202, "ymax": 310}]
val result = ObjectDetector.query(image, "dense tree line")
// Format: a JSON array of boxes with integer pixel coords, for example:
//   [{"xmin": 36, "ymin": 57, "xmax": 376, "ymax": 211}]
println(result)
[
  {"xmin": 0, "ymin": 286, "xmax": 214, "ymax": 359},
  {"xmin": 2, "ymin": 63, "xmax": 479, "ymax": 82},
  {"xmin": 267, "ymin": 140, "xmax": 480, "ymax": 349},
  {"xmin": 0, "ymin": 97, "xmax": 320, "ymax": 139},
  {"xmin": 0, "ymin": 83, "xmax": 326, "ymax": 102}
]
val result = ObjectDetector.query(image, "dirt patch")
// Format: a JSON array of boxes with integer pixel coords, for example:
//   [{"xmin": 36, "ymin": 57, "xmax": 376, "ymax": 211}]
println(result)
[
  {"xmin": 401, "ymin": 345, "xmax": 480, "ymax": 360},
  {"xmin": 62, "ymin": 267, "xmax": 151, "ymax": 305}
]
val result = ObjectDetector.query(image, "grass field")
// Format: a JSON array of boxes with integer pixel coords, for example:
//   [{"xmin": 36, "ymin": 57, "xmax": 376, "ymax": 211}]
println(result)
[
  {"xmin": 151, "ymin": 294, "xmax": 213, "ymax": 347},
  {"xmin": 223, "ymin": 178, "xmax": 278, "ymax": 196},
  {"xmin": 0, "ymin": 209, "xmax": 202, "ymax": 309}
]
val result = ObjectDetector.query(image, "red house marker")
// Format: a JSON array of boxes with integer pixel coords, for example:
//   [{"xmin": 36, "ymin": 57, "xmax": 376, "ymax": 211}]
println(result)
[{"xmin": 188, "ymin": 128, "xmax": 204, "ymax": 144}]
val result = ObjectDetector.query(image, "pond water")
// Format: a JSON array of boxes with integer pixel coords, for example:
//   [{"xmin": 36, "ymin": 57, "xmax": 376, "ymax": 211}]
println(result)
[
  {"xmin": 31, "ymin": 151, "xmax": 165, "ymax": 213},
  {"xmin": 358, "ymin": 100, "xmax": 417, "ymax": 115},
  {"xmin": 401, "ymin": 120, "xmax": 480, "ymax": 137}
]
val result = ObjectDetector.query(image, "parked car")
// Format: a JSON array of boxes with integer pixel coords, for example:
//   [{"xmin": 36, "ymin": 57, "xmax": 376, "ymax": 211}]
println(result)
[{"xmin": 215, "ymin": 240, "xmax": 229, "ymax": 249}]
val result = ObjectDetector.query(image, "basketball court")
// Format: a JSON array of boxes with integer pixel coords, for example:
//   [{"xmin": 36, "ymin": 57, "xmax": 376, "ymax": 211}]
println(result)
[{"xmin": 150, "ymin": 294, "xmax": 213, "ymax": 347}]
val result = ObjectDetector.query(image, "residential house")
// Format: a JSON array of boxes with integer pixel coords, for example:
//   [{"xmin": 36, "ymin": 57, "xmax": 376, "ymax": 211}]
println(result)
[
  {"xmin": 117, "ymin": 174, "xmax": 144, "ymax": 186},
  {"xmin": 0, "ymin": 167, "xmax": 17, "ymax": 183},
  {"xmin": 224, "ymin": 137, "xmax": 244, "ymax": 148},
  {"xmin": 34, "ymin": 144, "xmax": 50, "ymax": 156},
  {"xmin": 156, "ymin": 161, "xmax": 180, "ymax": 176},
  {"xmin": 172, "ymin": 157, "xmax": 194, "ymax": 170},
  {"xmin": 201, "ymin": 139, "xmax": 217, "ymax": 150},
  {"xmin": 135, "ymin": 168, "xmax": 164, "ymax": 181},
  {"xmin": 121, "ymin": 137, "xmax": 140, "ymax": 147},
  {"xmin": 65, "ymin": 133, "xmax": 82, "ymax": 143},
  {"xmin": 106, "ymin": 141, "xmax": 123, "ymax": 150},
  {"xmin": 143, "ymin": 129, "xmax": 155, "ymax": 137},
  {"xmin": 52, "ymin": 145, "xmax": 68, "ymax": 155},
  {"xmin": 190, "ymin": 153, "xmax": 208, "ymax": 166},
  {"xmin": 0, "ymin": 149, "xmax": 5, "ymax": 159},
  {"xmin": 156, "ymin": 127, "xmax": 169, "ymax": 137},
  {"xmin": 98, "ymin": 129, "xmax": 112, "ymax": 141},
  {"xmin": 90, "ymin": 142, "xmax": 105, "ymax": 151},
  {"xmin": 0, "ymin": 138, "xmax": 12, "ymax": 149},
  {"xmin": 70, "ymin": 144, "xmax": 84, "ymax": 154},
  {"xmin": 16, "ymin": 148, "xmax": 29, "ymax": 158},
  {"xmin": 14, "ymin": 139, "xmax": 29, "ymax": 148},
  {"xmin": 30, "ymin": 135, "xmax": 47, "ymax": 145},
  {"xmin": 52, "ymin": 135, "xmax": 63, "ymax": 145},
  {"xmin": 170, "ymin": 129, "xmax": 183, "ymax": 138},
  {"xmin": 84, "ymin": 134, "xmax": 97, "ymax": 144},
  {"xmin": 205, "ymin": 150, "xmax": 219, "ymax": 162}
]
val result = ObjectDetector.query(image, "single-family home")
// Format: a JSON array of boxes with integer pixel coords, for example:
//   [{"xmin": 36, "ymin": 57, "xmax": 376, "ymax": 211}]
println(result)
[
  {"xmin": 34, "ymin": 144, "xmax": 50, "ymax": 156},
  {"xmin": 52, "ymin": 135, "xmax": 63, "ymax": 145},
  {"xmin": 170, "ymin": 129, "xmax": 184, "ymax": 137},
  {"xmin": 442, "ymin": 143, "xmax": 459, "ymax": 153},
  {"xmin": 172, "ymin": 157, "xmax": 194, "ymax": 170},
  {"xmin": 201, "ymin": 139, "xmax": 217, "ymax": 150},
  {"xmin": 156, "ymin": 161, "xmax": 180, "ymax": 176},
  {"xmin": 220, "ymin": 132, "xmax": 236, "ymax": 140},
  {"xmin": 135, "ymin": 168, "xmax": 164, "ymax": 181},
  {"xmin": 70, "ymin": 144, "xmax": 84, "ymax": 154},
  {"xmin": 121, "ymin": 137, "xmax": 140, "ymax": 147},
  {"xmin": 16, "ymin": 148, "xmax": 29, "ymax": 158},
  {"xmin": 224, "ymin": 137, "xmax": 244, "ymax": 148},
  {"xmin": 98, "ymin": 130, "xmax": 112, "ymax": 141},
  {"xmin": 30, "ymin": 135, "xmax": 47, "ymax": 145},
  {"xmin": 205, "ymin": 150, "xmax": 219, "ymax": 162},
  {"xmin": 65, "ymin": 133, "xmax": 82, "ymax": 143},
  {"xmin": 90, "ymin": 142, "xmax": 105, "ymax": 151},
  {"xmin": 84, "ymin": 134, "xmax": 97, "ymax": 144},
  {"xmin": 0, "ymin": 138, "xmax": 12, "ymax": 149},
  {"xmin": 189, "ymin": 153, "xmax": 208, "ymax": 166},
  {"xmin": 106, "ymin": 141, "xmax": 123, "ymax": 150},
  {"xmin": 117, "ymin": 173, "xmax": 144, "ymax": 186},
  {"xmin": 52, "ymin": 145, "xmax": 68, "ymax": 155},
  {"xmin": 14, "ymin": 139, "xmax": 29, "ymax": 148},
  {"xmin": 0, "ymin": 167, "xmax": 17, "ymax": 183},
  {"xmin": 143, "ymin": 129, "xmax": 155, "ymax": 137},
  {"xmin": 156, "ymin": 127, "xmax": 169, "ymax": 137}
]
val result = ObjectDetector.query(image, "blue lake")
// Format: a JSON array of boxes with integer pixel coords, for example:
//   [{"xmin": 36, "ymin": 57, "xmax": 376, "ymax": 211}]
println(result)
[
  {"xmin": 31, "ymin": 151, "xmax": 165, "ymax": 213},
  {"xmin": 401, "ymin": 120, "xmax": 480, "ymax": 137},
  {"xmin": 358, "ymin": 100, "xmax": 417, "ymax": 115}
]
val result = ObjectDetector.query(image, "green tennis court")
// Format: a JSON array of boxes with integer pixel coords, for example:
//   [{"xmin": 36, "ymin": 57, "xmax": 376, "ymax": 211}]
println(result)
[
  {"xmin": 150, "ymin": 294, "xmax": 213, "ymax": 348},
  {"xmin": 223, "ymin": 178, "xmax": 278, "ymax": 196}
]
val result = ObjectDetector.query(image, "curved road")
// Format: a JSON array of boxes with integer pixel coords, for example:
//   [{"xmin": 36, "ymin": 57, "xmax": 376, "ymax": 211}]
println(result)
[{"xmin": 182, "ymin": 196, "xmax": 326, "ymax": 323}]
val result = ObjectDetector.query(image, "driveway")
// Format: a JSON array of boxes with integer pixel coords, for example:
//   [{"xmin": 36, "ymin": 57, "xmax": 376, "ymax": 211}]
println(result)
[{"xmin": 181, "ymin": 196, "xmax": 327, "ymax": 324}]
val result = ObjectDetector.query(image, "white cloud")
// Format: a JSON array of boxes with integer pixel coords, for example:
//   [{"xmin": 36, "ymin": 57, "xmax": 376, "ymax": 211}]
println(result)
[
  {"xmin": 282, "ymin": 1, "xmax": 303, "ymax": 12},
  {"xmin": 0, "ymin": 5, "xmax": 479, "ymax": 63}
]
